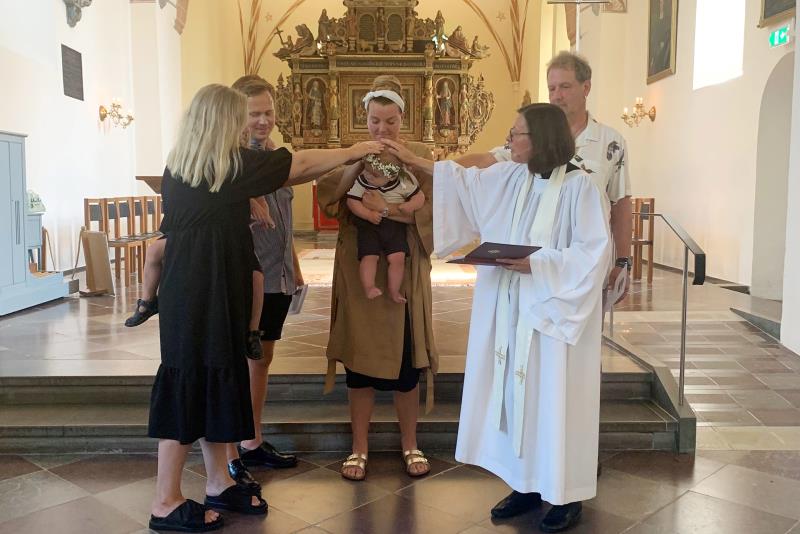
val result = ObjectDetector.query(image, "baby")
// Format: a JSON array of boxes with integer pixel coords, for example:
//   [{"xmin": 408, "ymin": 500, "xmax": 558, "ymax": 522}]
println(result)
[{"xmin": 345, "ymin": 152, "xmax": 425, "ymax": 303}]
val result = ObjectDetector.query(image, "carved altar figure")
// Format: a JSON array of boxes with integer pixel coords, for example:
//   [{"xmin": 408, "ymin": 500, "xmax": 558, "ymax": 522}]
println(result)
[
  {"xmin": 292, "ymin": 83, "xmax": 303, "ymax": 136},
  {"xmin": 434, "ymin": 10, "xmax": 446, "ymax": 51},
  {"xmin": 275, "ymin": 75, "xmax": 292, "ymax": 130},
  {"xmin": 406, "ymin": 9, "xmax": 416, "ymax": 41},
  {"xmin": 295, "ymin": 24, "xmax": 317, "ymax": 55},
  {"xmin": 328, "ymin": 79, "xmax": 340, "ymax": 141},
  {"xmin": 459, "ymin": 81, "xmax": 469, "ymax": 134},
  {"xmin": 318, "ymin": 9, "xmax": 331, "ymax": 42},
  {"xmin": 306, "ymin": 80, "xmax": 325, "ymax": 129},
  {"xmin": 376, "ymin": 8, "xmax": 386, "ymax": 38},
  {"xmin": 448, "ymin": 26, "xmax": 468, "ymax": 50},
  {"xmin": 436, "ymin": 80, "xmax": 454, "ymax": 126},
  {"xmin": 470, "ymin": 36, "xmax": 490, "ymax": 58}
]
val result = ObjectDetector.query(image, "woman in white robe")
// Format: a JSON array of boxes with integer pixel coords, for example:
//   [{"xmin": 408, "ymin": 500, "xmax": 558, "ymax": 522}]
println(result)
[{"xmin": 383, "ymin": 103, "xmax": 611, "ymax": 533}]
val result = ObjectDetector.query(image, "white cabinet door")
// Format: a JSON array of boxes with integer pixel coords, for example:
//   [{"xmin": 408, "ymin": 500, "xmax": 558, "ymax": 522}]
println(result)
[
  {"xmin": 8, "ymin": 140, "xmax": 26, "ymax": 285},
  {"xmin": 0, "ymin": 140, "xmax": 14, "ymax": 288}
]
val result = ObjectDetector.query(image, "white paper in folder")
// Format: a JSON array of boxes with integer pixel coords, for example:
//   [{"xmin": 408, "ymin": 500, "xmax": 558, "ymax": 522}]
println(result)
[{"xmin": 287, "ymin": 284, "xmax": 308, "ymax": 315}]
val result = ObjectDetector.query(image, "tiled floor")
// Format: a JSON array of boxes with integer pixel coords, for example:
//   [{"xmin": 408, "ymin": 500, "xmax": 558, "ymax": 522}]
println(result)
[
  {"xmin": 1, "ymin": 449, "xmax": 800, "ymax": 533},
  {"xmin": 3, "ymin": 238, "xmax": 800, "ymax": 532}
]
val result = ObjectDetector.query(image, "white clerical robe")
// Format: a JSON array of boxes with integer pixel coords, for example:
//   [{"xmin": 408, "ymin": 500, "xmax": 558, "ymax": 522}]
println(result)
[{"xmin": 433, "ymin": 160, "xmax": 611, "ymax": 505}]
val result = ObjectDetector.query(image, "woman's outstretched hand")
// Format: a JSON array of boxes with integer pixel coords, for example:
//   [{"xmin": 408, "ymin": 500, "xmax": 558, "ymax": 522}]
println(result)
[
  {"xmin": 346, "ymin": 141, "xmax": 384, "ymax": 164},
  {"xmin": 381, "ymin": 138, "xmax": 418, "ymax": 167}
]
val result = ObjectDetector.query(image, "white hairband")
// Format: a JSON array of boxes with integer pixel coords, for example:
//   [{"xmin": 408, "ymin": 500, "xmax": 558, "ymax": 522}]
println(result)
[{"xmin": 362, "ymin": 90, "xmax": 405, "ymax": 112}]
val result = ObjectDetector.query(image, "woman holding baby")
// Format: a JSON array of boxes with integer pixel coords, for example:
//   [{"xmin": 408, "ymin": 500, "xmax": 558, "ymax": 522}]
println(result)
[{"xmin": 317, "ymin": 75, "xmax": 438, "ymax": 481}]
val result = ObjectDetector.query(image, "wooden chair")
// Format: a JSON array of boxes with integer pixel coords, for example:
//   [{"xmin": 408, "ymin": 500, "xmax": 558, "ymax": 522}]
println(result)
[
  {"xmin": 132, "ymin": 195, "xmax": 163, "ymax": 265},
  {"xmin": 104, "ymin": 197, "xmax": 145, "ymax": 282},
  {"xmin": 631, "ymin": 197, "xmax": 655, "ymax": 283},
  {"xmin": 84, "ymin": 197, "xmax": 109, "ymax": 234}
]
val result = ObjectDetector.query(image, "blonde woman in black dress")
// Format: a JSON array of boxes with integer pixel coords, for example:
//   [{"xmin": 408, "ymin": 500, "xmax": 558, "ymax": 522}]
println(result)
[{"xmin": 147, "ymin": 84, "xmax": 382, "ymax": 533}]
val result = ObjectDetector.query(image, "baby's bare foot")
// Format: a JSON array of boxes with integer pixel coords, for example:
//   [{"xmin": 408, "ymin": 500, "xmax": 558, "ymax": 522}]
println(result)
[
  {"xmin": 390, "ymin": 292, "xmax": 407, "ymax": 304},
  {"xmin": 366, "ymin": 287, "xmax": 383, "ymax": 299}
]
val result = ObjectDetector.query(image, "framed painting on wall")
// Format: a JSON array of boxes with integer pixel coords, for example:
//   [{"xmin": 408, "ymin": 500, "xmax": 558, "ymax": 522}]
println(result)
[
  {"xmin": 647, "ymin": 0, "xmax": 679, "ymax": 84},
  {"xmin": 759, "ymin": 0, "xmax": 795, "ymax": 28}
]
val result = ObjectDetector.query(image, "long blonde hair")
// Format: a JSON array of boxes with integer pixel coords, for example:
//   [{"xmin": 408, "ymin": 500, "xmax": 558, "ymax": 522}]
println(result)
[{"xmin": 166, "ymin": 84, "xmax": 246, "ymax": 192}]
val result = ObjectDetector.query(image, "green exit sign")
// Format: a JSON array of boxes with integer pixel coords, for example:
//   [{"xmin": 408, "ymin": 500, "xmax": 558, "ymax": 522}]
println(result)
[{"xmin": 769, "ymin": 25, "xmax": 791, "ymax": 48}]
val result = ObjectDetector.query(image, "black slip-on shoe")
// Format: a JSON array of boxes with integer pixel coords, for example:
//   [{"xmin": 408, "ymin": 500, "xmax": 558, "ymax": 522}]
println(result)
[
  {"xmin": 490, "ymin": 490, "xmax": 543, "ymax": 519},
  {"xmin": 227, "ymin": 459, "xmax": 261, "ymax": 495},
  {"xmin": 540, "ymin": 502, "xmax": 583, "ymax": 533},
  {"xmin": 239, "ymin": 441, "xmax": 298, "ymax": 469}
]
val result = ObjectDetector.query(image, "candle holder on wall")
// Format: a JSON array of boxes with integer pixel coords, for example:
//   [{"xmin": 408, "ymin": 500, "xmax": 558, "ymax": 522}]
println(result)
[
  {"xmin": 99, "ymin": 100, "xmax": 135, "ymax": 129},
  {"xmin": 621, "ymin": 97, "xmax": 656, "ymax": 127}
]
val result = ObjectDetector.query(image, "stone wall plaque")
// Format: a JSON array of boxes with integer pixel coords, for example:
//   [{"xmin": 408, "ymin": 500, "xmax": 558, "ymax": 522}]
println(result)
[{"xmin": 61, "ymin": 45, "xmax": 84, "ymax": 101}]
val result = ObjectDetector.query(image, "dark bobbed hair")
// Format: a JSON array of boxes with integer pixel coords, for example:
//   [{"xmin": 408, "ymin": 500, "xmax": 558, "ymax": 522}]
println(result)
[{"xmin": 519, "ymin": 103, "xmax": 575, "ymax": 175}]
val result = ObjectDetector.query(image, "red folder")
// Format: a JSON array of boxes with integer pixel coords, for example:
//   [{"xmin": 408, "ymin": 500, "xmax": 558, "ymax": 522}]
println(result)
[{"xmin": 446, "ymin": 242, "xmax": 541, "ymax": 266}]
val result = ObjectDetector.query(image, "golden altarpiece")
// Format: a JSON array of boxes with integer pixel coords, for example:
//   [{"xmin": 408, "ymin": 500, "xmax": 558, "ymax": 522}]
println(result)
[{"xmin": 271, "ymin": 0, "xmax": 494, "ymax": 160}]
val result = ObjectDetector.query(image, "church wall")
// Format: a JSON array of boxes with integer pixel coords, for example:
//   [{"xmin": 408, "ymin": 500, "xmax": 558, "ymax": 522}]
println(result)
[
  {"xmin": 131, "ymin": 5, "xmax": 165, "ymax": 178},
  {"xmin": 131, "ymin": 1, "xmax": 183, "ymax": 177},
  {"xmin": 782, "ymin": 35, "xmax": 800, "ymax": 354},
  {"xmin": 180, "ymin": 0, "xmax": 527, "ymax": 231},
  {"xmin": 0, "ymin": 0, "xmax": 137, "ymax": 272},
  {"xmin": 579, "ymin": 0, "xmax": 793, "ymax": 285}
]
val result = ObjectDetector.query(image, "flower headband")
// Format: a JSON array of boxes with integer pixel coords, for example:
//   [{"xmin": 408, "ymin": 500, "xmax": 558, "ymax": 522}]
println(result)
[
  {"xmin": 364, "ymin": 153, "xmax": 401, "ymax": 178},
  {"xmin": 362, "ymin": 90, "xmax": 405, "ymax": 113}
]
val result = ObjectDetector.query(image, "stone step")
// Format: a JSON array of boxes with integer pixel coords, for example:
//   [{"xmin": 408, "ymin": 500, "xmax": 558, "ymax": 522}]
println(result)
[
  {"xmin": 0, "ymin": 399, "xmax": 677, "ymax": 454},
  {"xmin": 0, "ymin": 368, "xmax": 652, "ymax": 405}
]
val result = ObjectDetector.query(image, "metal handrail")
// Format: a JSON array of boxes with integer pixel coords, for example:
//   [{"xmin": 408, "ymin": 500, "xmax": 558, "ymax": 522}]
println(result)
[{"xmin": 634, "ymin": 211, "xmax": 705, "ymax": 405}]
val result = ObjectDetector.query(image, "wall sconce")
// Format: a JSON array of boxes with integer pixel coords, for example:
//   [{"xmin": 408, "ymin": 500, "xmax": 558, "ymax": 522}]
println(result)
[
  {"xmin": 98, "ymin": 99, "xmax": 134, "ymax": 128},
  {"xmin": 621, "ymin": 97, "xmax": 656, "ymax": 128}
]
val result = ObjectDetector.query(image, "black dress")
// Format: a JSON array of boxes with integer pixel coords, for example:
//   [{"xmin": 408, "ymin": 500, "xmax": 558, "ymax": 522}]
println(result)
[{"xmin": 148, "ymin": 147, "xmax": 292, "ymax": 444}]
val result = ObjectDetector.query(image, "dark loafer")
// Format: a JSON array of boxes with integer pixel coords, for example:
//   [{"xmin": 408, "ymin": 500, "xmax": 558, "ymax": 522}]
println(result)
[
  {"xmin": 540, "ymin": 502, "xmax": 582, "ymax": 533},
  {"xmin": 205, "ymin": 484, "xmax": 267, "ymax": 516},
  {"xmin": 149, "ymin": 499, "xmax": 223, "ymax": 532},
  {"xmin": 124, "ymin": 297, "xmax": 158, "ymax": 327},
  {"xmin": 239, "ymin": 442, "xmax": 297, "ymax": 468},
  {"xmin": 228, "ymin": 459, "xmax": 261, "ymax": 495},
  {"xmin": 491, "ymin": 491, "xmax": 543, "ymax": 519}
]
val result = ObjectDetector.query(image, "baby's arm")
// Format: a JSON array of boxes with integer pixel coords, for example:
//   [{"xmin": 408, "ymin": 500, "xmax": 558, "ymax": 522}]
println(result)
[
  {"xmin": 347, "ymin": 197, "xmax": 383, "ymax": 225},
  {"xmin": 398, "ymin": 190, "xmax": 425, "ymax": 214}
]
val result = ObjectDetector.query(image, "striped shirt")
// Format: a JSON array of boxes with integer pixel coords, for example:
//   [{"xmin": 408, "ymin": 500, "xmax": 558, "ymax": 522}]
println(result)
[{"xmin": 249, "ymin": 140, "xmax": 296, "ymax": 294}]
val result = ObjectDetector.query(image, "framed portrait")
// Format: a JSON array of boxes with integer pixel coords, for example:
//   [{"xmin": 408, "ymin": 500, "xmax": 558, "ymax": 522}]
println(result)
[
  {"xmin": 647, "ymin": 0, "xmax": 678, "ymax": 84},
  {"xmin": 759, "ymin": 0, "xmax": 795, "ymax": 28}
]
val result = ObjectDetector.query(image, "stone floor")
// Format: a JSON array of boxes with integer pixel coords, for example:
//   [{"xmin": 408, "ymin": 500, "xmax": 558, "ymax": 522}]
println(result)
[{"xmin": 2, "ymin": 237, "xmax": 800, "ymax": 532}]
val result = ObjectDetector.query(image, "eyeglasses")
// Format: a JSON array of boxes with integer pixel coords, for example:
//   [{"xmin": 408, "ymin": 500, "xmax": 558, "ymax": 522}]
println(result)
[{"xmin": 507, "ymin": 129, "xmax": 531, "ymax": 140}]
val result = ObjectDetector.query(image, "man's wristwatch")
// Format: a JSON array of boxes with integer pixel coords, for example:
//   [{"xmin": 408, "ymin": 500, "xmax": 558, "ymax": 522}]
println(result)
[
  {"xmin": 615, "ymin": 257, "xmax": 632, "ymax": 270},
  {"xmin": 380, "ymin": 207, "xmax": 390, "ymax": 218}
]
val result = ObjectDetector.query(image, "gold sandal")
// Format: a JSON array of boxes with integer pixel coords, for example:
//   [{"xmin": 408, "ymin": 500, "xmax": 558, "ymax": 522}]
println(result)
[
  {"xmin": 402, "ymin": 449, "xmax": 431, "ymax": 477},
  {"xmin": 341, "ymin": 453, "xmax": 367, "ymax": 481}
]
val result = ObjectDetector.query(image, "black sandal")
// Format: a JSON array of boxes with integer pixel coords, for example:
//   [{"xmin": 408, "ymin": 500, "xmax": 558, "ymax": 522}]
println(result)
[
  {"xmin": 148, "ymin": 499, "xmax": 223, "ymax": 532},
  {"xmin": 245, "ymin": 330, "xmax": 263, "ymax": 360},
  {"xmin": 205, "ymin": 484, "xmax": 268, "ymax": 515},
  {"xmin": 125, "ymin": 297, "xmax": 158, "ymax": 327}
]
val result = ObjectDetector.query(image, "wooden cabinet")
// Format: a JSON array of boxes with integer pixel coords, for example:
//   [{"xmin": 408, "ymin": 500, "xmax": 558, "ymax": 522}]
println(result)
[{"xmin": 0, "ymin": 131, "xmax": 67, "ymax": 315}]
